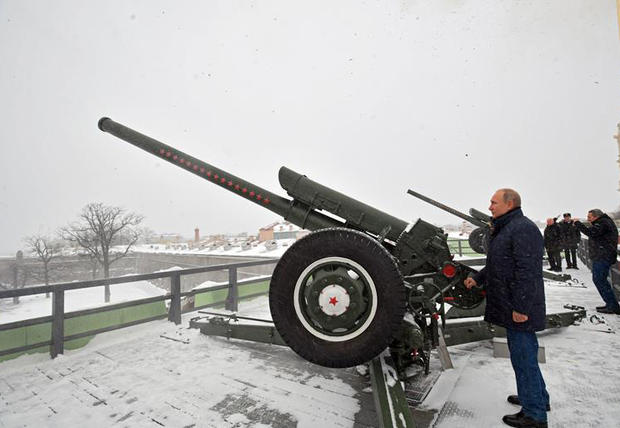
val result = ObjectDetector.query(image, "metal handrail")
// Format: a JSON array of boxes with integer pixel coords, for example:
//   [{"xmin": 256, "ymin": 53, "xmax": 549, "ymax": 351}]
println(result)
[{"xmin": 0, "ymin": 258, "xmax": 278, "ymax": 359}]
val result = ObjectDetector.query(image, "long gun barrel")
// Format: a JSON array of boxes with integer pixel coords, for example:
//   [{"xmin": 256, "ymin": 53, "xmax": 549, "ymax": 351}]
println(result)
[
  {"xmin": 98, "ymin": 118, "xmax": 409, "ymax": 241},
  {"xmin": 468, "ymin": 207, "xmax": 491, "ymax": 225},
  {"xmin": 407, "ymin": 189, "xmax": 489, "ymax": 228},
  {"xmin": 98, "ymin": 118, "xmax": 344, "ymax": 232}
]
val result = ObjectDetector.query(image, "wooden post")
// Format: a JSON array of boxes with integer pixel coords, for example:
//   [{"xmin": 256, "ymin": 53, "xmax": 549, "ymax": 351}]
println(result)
[
  {"xmin": 169, "ymin": 273, "xmax": 181, "ymax": 325},
  {"xmin": 457, "ymin": 240, "xmax": 463, "ymax": 257},
  {"xmin": 51, "ymin": 286, "xmax": 65, "ymax": 358},
  {"xmin": 225, "ymin": 267, "xmax": 238, "ymax": 312}
]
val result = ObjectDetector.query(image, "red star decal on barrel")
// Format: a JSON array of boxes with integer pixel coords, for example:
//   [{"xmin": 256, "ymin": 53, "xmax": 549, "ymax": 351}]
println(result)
[{"xmin": 329, "ymin": 296, "xmax": 338, "ymax": 306}]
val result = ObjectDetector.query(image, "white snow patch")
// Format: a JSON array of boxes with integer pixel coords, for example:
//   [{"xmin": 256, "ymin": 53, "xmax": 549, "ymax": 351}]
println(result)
[{"xmin": 0, "ymin": 280, "xmax": 166, "ymax": 323}]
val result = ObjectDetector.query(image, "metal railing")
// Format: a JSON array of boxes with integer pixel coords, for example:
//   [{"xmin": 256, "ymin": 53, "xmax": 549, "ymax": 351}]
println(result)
[
  {"xmin": 446, "ymin": 238, "xmax": 478, "ymax": 257},
  {"xmin": 0, "ymin": 258, "xmax": 278, "ymax": 360}
]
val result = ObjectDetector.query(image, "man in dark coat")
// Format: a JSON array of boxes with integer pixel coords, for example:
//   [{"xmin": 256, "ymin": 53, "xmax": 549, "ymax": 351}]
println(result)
[
  {"xmin": 574, "ymin": 209, "xmax": 620, "ymax": 314},
  {"xmin": 543, "ymin": 218, "xmax": 562, "ymax": 272},
  {"xmin": 464, "ymin": 188, "xmax": 548, "ymax": 428},
  {"xmin": 559, "ymin": 213, "xmax": 580, "ymax": 269}
]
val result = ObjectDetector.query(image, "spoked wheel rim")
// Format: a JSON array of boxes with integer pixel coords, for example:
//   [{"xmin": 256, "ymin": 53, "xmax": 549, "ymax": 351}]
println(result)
[{"xmin": 294, "ymin": 256, "xmax": 378, "ymax": 342}]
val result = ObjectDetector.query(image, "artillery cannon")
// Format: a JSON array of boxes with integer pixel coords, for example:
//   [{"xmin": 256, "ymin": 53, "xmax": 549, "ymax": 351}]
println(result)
[
  {"xmin": 406, "ymin": 189, "xmax": 491, "ymax": 254},
  {"xmin": 98, "ymin": 118, "xmax": 485, "ymax": 370}
]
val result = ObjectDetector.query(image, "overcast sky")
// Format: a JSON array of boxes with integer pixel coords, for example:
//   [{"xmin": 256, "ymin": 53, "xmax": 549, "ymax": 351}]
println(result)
[{"xmin": 1, "ymin": 1, "xmax": 619, "ymax": 256}]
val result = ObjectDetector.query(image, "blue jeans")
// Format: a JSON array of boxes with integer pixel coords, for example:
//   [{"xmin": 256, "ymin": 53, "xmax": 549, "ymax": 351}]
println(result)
[
  {"xmin": 506, "ymin": 329, "xmax": 549, "ymax": 422},
  {"xmin": 592, "ymin": 260, "xmax": 620, "ymax": 311}
]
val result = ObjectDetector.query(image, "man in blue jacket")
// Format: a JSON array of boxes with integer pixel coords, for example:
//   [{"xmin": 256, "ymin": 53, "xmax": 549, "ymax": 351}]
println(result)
[
  {"xmin": 464, "ymin": 188, "xmax": 549, "ymax": 428},
  {"xmin": 574, "ymin": 209, "xmax": 620, "ymax": 314}
]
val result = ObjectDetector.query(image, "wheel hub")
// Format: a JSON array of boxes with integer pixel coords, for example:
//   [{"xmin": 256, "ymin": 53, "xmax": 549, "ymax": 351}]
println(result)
[
  {"xmin": 318, "ymin": 284, "xmax": 350, "ymax": 316},
  {"xmin": 295, "ymin": 258, "xmax": 376, "ymax": 341}
]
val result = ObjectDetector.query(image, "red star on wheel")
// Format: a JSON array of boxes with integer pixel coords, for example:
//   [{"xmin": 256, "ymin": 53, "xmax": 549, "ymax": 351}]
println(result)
[{"xmin": 329, "ymin": 296, "xmax": 338, "ymax": 306}]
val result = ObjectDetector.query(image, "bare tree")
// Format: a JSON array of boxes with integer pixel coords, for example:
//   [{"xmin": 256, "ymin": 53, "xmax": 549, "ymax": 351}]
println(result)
[
  {"xmin": 61, "ymin": 203, "xmax": 144, "ymax": 302},
  {"xmin": 0, "ymin": 251, "xmax": 29, "ymax": 304},
  {"xmin": 136, "ymin": 226, "xmax": 156, "ymax": 245},
  {"xmin": 24, "ymin": 235, "xmax": 60, "ymax": 298}
]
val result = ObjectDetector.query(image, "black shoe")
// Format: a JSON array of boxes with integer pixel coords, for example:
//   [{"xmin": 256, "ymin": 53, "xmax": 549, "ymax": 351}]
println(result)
[
  {"xmin": 507, "ymin": 395, "xmax": 551, "ymax": 411},
  {"xmin": 573, "ymin": 266, "xmax": 579, "ymax": 270},
  {"xmin": 502, "ymin": 411, "xmax": 547, "ymax": 428},
  {"xmin": 596, "ymin": 305, "xmax": 607, "ymax": 311},
  {"xmin": 596, "ymin": 307, "xmax": 620, "ymax": 315}
]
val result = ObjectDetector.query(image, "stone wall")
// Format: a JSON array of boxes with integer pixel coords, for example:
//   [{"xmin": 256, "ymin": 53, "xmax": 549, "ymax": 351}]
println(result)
[{"xmin": 133, "ymin": 253, "xmax": 276, "ymax": 292}]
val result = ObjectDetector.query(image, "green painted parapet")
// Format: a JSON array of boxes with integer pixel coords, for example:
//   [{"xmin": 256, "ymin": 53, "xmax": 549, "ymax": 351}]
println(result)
[
  {"xmin": 0, "ymin": 323, "xmax": 51, "ymax": 362},
  {"xmin": 0, "ymin": 301, "xmax": 166, "ymax": 362},
  {"xmin": 1, "ymin": 278, "xmax": 270, "ymax": 362},
  {"xmin": 194, "ymin": 280, "xmax": 270, "ymax": 308},
  {"xmin": 447, "ymin": 239, "xmax": 478, "ymax": 257}
]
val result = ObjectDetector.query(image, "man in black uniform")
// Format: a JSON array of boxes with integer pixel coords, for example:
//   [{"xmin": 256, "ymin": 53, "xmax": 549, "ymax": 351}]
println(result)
[
  {"xmin": 574, "ymin": 209, "xmax": 620, "ymax": 314},
  {"xmin": 559, "ymin": 213, "xmax": 580, "ymax": 269},
  {"xmin": 543, "ymin": 218, "xmax": 562, "ymax": 272}
]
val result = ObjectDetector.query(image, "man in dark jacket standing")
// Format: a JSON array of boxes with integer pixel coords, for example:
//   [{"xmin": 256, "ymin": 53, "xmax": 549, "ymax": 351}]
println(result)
[
  {"xmin": 574, "ymin": 209, "xmax": 620, "ymax": 314},
  {"xmin": 464, "ymin": 189, "xmax": 548, "ymax": 428},
  {"xmin": 543, "ymin": 218, "xmax": 562, "ymax": 271},
  {"xmin": 559, "ymin": 213, "xmax": 580, "ymax": 269}
]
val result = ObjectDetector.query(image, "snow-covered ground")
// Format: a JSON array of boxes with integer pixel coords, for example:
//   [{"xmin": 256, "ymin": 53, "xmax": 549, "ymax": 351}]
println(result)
[
  {"xmin": 425, "ymin": 267, "xmax": 620, "ymax": 428},
  {"xmin": 133, "ymin": 239, "xmax": 296, "ymax": 259},
  {"xmin": 1, "ymin": 267, "xmax": 619, "ymax": 427},
  {"xmin": 0, "ymin": 298, "xmax": 363, "ymax": 428}
]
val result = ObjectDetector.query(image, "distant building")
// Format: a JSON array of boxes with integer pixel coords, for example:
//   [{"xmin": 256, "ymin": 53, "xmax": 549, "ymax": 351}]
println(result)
[
  {"xmin": 258, "ymin": 222, "xmax": 278, "ymax": 242},
  {"xmin": 273, "ymin": 222, "xmax": 300, "ymax": 240},
  {"xmin": 259, "ymin": 221, "xmax": 308, "ymax": 241},
  {"xmin": 158, "ymin": 233, "xmax": 183, "ymax": 245}
]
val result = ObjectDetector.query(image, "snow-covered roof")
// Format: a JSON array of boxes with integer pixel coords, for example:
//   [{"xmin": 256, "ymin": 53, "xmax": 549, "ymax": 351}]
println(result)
[{"xmin": 273, "ymin": 222, "xmax": 302, "ymax": 233}]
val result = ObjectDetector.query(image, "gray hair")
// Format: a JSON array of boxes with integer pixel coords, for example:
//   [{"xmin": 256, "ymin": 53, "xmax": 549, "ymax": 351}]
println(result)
[
  {"xmin": 588, "ymin": 208, "xmax": 604, "ymax": 218},
  {"xmin": 499, "ymin": 188, "xmax": 521, "ymax": 208}
]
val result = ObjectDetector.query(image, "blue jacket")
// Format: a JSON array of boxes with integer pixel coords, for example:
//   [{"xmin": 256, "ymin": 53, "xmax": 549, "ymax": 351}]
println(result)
[{"xmin": 473, "ymin": 208, "xmax": 546, "ymax": 331}]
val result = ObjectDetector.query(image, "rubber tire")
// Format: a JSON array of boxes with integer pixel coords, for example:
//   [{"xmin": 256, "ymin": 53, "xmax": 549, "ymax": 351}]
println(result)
[{"xmin": 269, "ymin": 228, "xmax": 406, "ymax": 368}]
